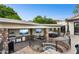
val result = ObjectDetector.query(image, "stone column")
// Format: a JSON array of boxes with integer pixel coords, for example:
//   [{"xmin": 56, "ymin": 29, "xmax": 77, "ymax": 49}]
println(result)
[
  {"xmin": 58, "ymin": 28, "xmax": 60, "ymax": 35},
  {"xmin": 29, "ymin": 28, "xmax": 33, "ymax": 36},
  {"xmin": 1, "ymin": 29, "xmax": 8, "ymax": 53},
  {"xmin": 29, "ymin": 28, "xmax": 33, "ymax": 40},
  {"xmin": 44, "ymin": 28, "xmax": 49, "ymax": 42}
]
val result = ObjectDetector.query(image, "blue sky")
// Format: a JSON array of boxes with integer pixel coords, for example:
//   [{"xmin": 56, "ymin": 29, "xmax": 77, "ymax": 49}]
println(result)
[{"xmin": 6, "ymin": 4, "xmax": 76, "ymax": 21}]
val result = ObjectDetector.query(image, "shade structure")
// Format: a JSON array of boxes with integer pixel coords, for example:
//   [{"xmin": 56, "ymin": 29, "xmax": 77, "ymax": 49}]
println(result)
[{"xmin": 0, "ymin": 18, "xmax": 65, "ymax": 29}]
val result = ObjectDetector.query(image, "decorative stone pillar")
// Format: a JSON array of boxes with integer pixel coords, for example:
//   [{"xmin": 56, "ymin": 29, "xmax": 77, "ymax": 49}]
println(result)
[
  {"xmin": 29, "ymin": 28, "xmax": 33, "ymax": 36},
  {"xmin": 44, "ymin": 28, "xmax": 49, "ymax": 42},
  {"xmin": 1, "ymin": 29, "xmax": 8, "ymax": 53},
  {"xmin": 58, "ymin": 27, "xmax": 61, "ymax": 36},
  {"xmin": 29, "ymin": 28, "xmax": 33, "ymax": 40}
]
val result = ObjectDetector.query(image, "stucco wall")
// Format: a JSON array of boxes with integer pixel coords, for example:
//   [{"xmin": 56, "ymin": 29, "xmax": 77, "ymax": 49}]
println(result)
[
  {"xmin": 57, "ymin": 21, "xmax": 67, "ymax": 33},
  {"xmin": 69, "ymin": 22, "xmax": 74, "ymax": 35},
  {"xmin": 57, "ymin": 21, "xmax": 66, "ymax": 25}
]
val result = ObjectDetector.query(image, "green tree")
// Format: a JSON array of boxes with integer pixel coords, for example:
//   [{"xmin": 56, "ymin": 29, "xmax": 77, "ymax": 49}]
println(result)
[
  {"xmin": 0, "ymin": 4, "xmax": 21, "ymax": 20},
  {"xmin": 33, "ymin": 16, "xmax": 45, "ymax": 24},
  {"xmin": 33, "ymin": 16, "xmax": 57, "ymax": 24},
  {"xmin": 73, "ymin": 9, "xmax": 78, "ymax": 15},
  {"xmin": 73, "ymin": 4, "xmax": 79, "ymax": 15}
]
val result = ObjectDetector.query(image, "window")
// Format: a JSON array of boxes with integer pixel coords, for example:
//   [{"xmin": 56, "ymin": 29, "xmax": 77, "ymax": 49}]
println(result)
[
  {"xmin": 35, "ymin": 29, "xmax": 42, "ymax": 33},
  {"xmin": 74, "ymin": 22, "xmax": 79, "ymax": 35},
  {"xmin": 19, "ymin": 29, "xmax": 28, "ymax": 36}
]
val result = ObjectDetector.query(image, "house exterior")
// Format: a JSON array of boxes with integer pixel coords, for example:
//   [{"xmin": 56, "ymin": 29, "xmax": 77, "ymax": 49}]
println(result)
[
  {"xmin": 53, "ymin": 14, "xmax": 79, "ymax": 35},
  {"xmin": 0, "ymin": 15, "xmax": 78, "ymax": 53},
  {"xmin": 66, "ymin": 14, "xmax": 79, "ymax": 35},
  {"xmin": 1, "ymin": 14, "xmax": 79, "ymax": 39},
  {"xmin": 9, "ymin": 16, "xmax": 79, "ymax": 37}
]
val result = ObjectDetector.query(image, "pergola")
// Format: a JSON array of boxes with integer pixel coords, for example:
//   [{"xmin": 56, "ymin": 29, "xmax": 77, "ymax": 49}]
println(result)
[{"xmin": 0, "ymin": 18, "xmax": 65, "ymax": 53}]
